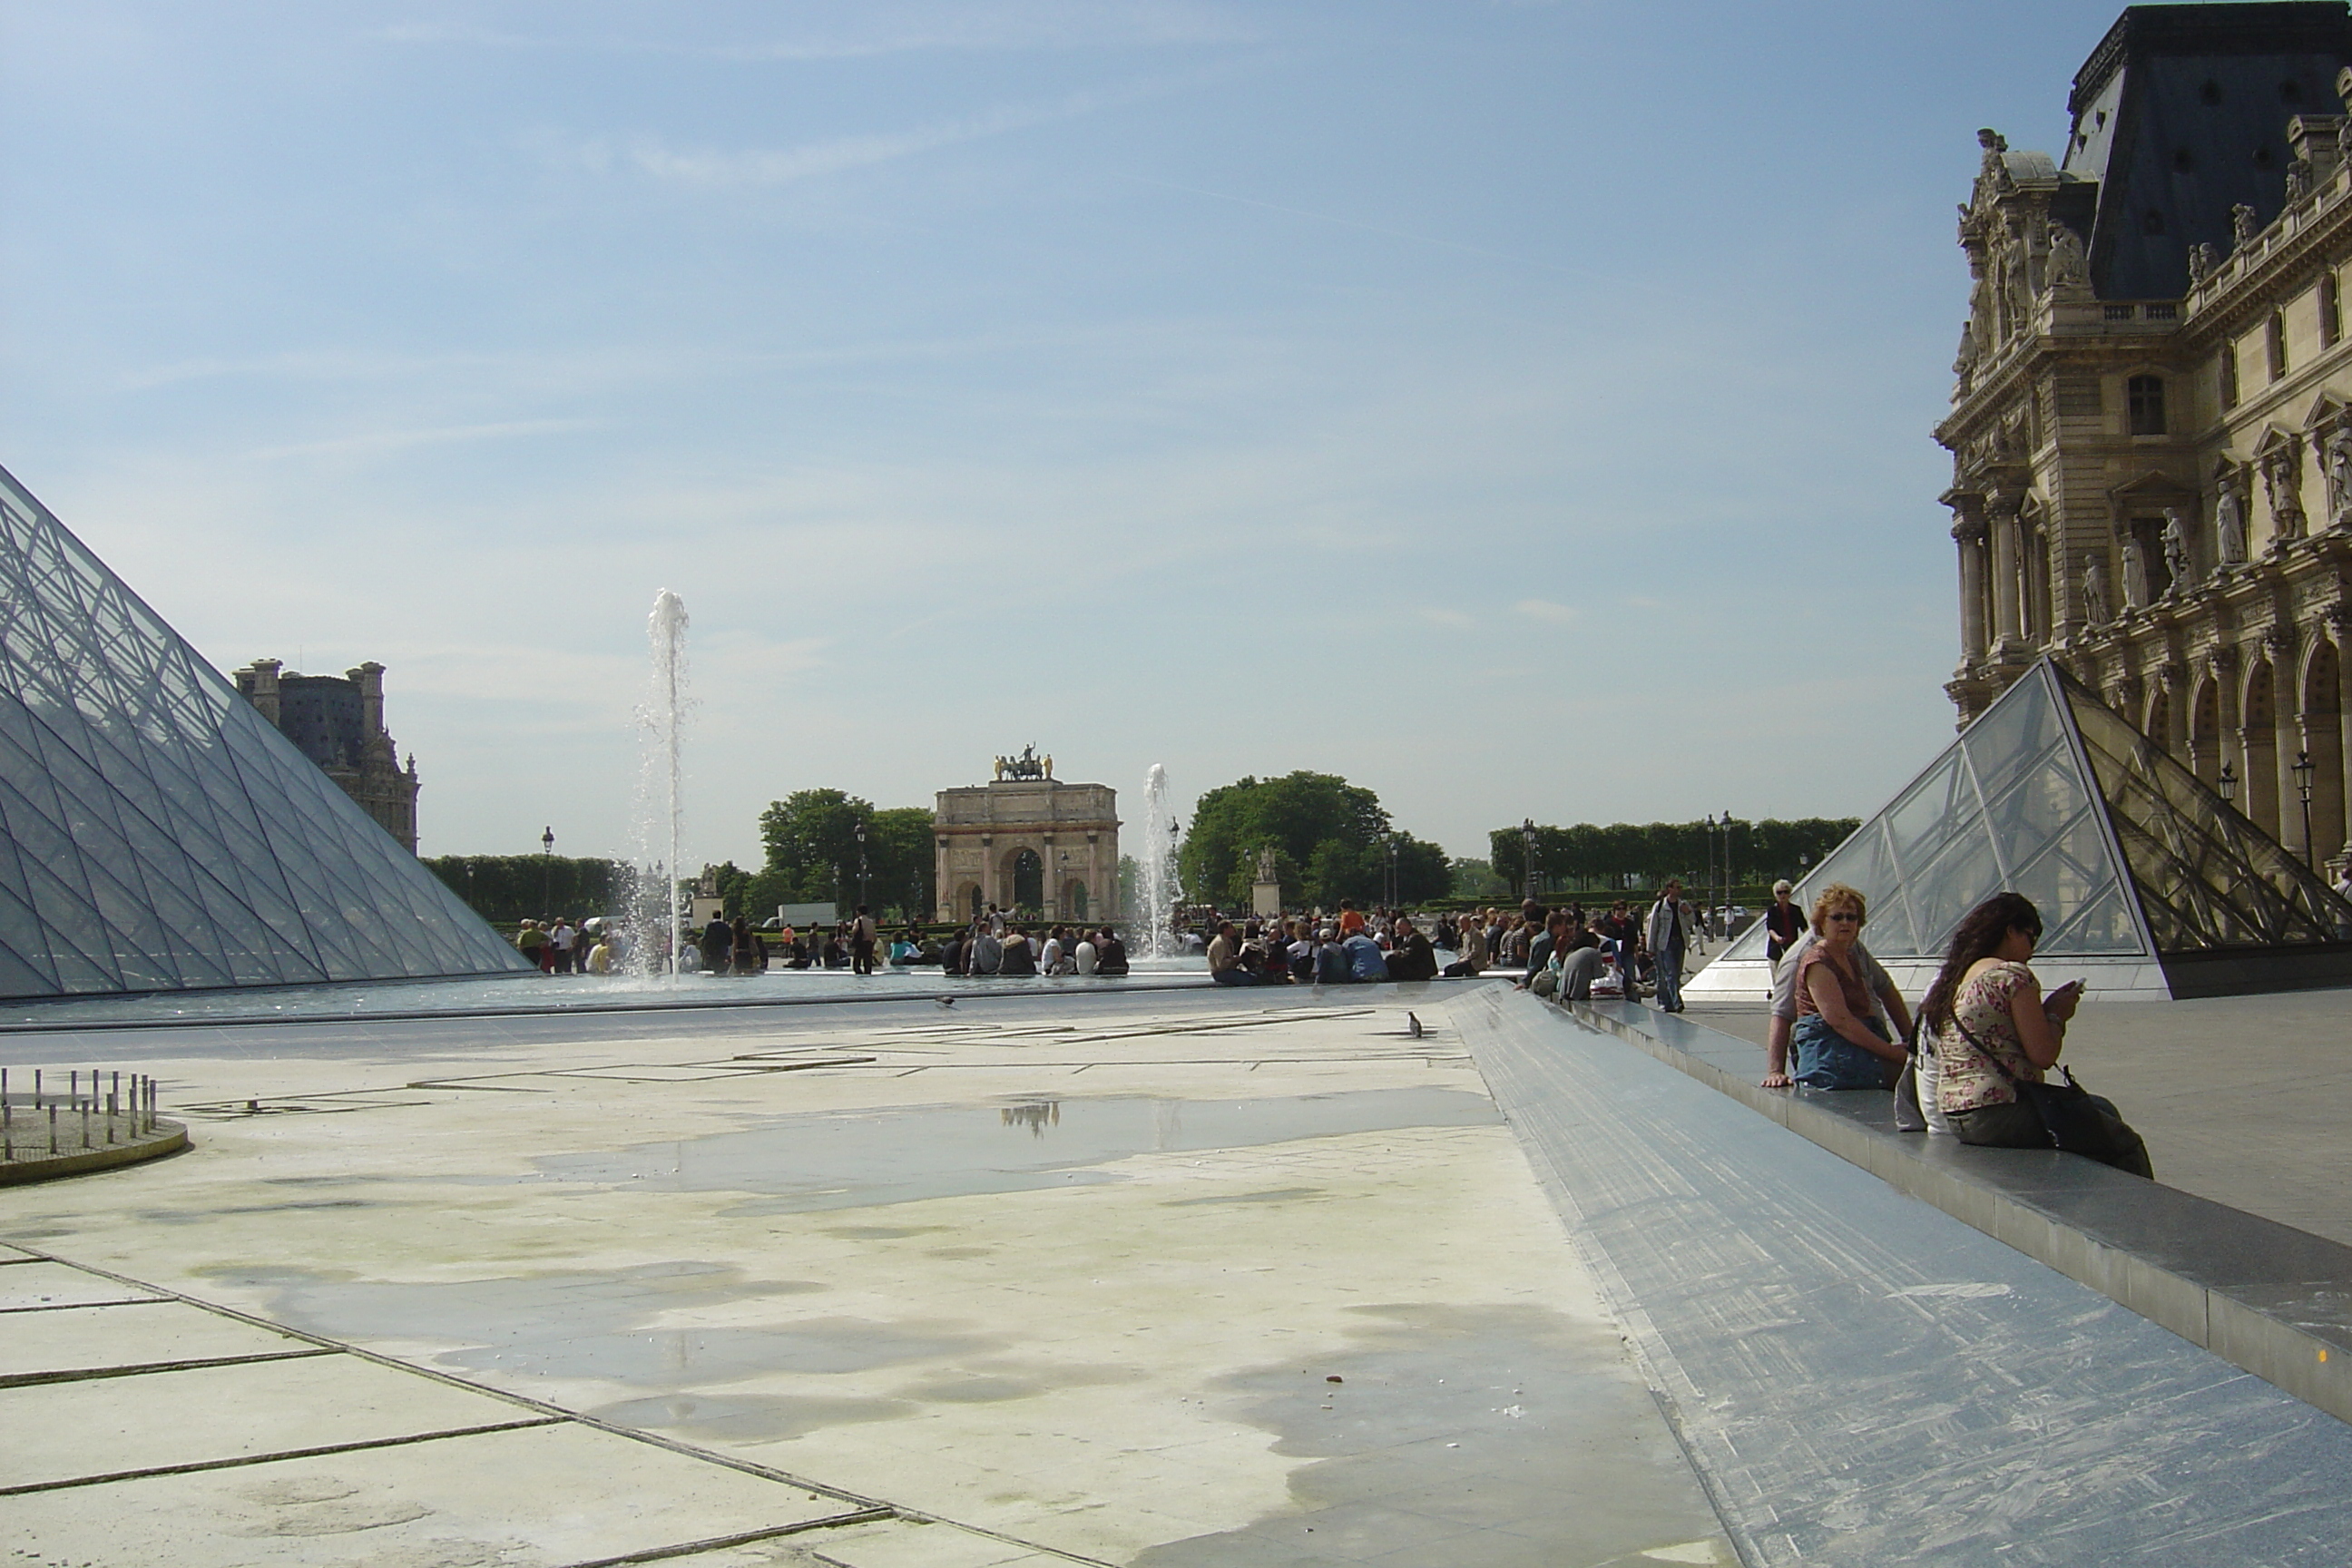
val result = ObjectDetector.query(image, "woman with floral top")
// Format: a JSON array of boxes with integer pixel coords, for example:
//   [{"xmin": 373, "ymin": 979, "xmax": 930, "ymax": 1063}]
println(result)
[{"xmin": 1919, "ymin": 892, "xmax": 2151, "ymax": 1177}]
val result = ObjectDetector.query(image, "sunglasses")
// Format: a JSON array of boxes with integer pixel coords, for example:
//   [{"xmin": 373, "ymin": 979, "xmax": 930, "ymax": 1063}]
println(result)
[{"xmin": 1825, "ymin": 912, "xmax": 1863, "ymax": 924}]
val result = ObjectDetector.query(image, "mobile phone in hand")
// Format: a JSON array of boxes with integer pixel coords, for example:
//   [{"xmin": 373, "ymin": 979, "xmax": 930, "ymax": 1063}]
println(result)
[{"xmin": 2045, "ymin": 978, "xmax": 2085, "ymax": 1006}]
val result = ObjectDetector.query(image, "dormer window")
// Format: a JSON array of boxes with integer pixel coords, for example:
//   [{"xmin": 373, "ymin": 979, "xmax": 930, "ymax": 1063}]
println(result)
[{"xmin": 2127, "ymin": 376, "xmax": 2167, "ymax": 436}]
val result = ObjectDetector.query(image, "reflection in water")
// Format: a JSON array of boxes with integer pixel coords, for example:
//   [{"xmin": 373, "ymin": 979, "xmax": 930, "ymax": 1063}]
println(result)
[{"xmin": 1001, "ymin": 1102, "xmax": 1060, "ymax": 1137}]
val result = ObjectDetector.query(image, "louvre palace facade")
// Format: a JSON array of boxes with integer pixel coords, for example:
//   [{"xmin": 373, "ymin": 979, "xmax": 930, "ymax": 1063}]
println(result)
[{"xmin": 1939, "ymin": 3, "xmax": 2352, "ymax": 876}]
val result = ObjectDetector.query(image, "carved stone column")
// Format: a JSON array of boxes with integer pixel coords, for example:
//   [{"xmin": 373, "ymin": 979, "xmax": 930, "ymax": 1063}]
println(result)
[
  {"xmin": 2270, "ymin": 631, "xmax": 2304, "ymax": 853},
  {"xmin": 1949, "ymin": 492, "xmax": 1990, "ymax": 664},
  {"xmin": 1988, "ymin": 489, "xmax": 2026, "ymax": 654}
]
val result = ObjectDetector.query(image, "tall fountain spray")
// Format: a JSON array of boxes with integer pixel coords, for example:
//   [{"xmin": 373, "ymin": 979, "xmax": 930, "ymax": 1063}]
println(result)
[
  {"xmin": 1141, "ymin": 764, "xmax": 1176, "ymax": 959},
  {"xmin": 642, "ymin": 590, "xmax": 690, "ymax": 982}
]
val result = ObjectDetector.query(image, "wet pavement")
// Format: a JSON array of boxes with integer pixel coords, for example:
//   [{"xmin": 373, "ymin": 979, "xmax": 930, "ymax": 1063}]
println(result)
[{"xmin": 0, "ymin": 985, "xmax": 1736, "ymax": 1566}]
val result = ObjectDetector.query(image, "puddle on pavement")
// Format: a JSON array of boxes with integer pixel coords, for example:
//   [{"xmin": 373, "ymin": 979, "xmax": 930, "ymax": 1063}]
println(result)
[
  {"xmin": 1131, "ymin": 1303, "xmax": 1731, "ymax": 1568},
  {"xmin": 517, "ymin": 1086, "xmax": 1499, "ymax": 1215}
]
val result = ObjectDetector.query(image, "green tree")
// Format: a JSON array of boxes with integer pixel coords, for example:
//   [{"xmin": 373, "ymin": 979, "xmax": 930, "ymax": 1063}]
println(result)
[
  {"xmin": 750, "ymin": 790, "xmax": 936, "ymax": 920},
  {"xmin": 423, "ymin": 854, "xmax": 626, "ymax": 924},
  {"xmin": 1179, "ymin": 772, "xmax": 1450, "ymax": 909}
]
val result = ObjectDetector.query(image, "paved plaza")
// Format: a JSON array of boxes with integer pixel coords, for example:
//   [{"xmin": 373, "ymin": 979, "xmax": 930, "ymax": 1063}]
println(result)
[{"xmin": 5, "ymin": 981, "xmax": 2352, "ymax": 1565}]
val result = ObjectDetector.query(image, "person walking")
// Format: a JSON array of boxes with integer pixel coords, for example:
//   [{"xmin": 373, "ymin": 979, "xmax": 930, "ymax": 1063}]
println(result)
[
  {"xmin": 1762, "ymin": 879, "xmax": 1807, "ymax": 969},
  {"xmin": 1643, "ymin": 878, "xmax": 1690, "ymax": 1013}
]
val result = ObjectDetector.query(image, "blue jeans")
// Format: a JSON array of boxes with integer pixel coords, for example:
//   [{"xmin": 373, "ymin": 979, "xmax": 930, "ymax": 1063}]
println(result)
[
  {"xmin": 1651, "ymin": 947, "xmax": 1682, "ymax": 1011},
  {"xmin": 1212, "ymin": 968, "xmax": 1261, "ymax": 985},
  {"xmin": 1793, "ymin": 1014, "xmax": 1895, "ymax": 1090}
]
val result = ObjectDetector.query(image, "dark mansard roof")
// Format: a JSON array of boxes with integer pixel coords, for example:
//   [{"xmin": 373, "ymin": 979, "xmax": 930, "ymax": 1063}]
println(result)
[{"xmin": 2062, "ymin": 3, "xmax": 2352, "ymax": 299}]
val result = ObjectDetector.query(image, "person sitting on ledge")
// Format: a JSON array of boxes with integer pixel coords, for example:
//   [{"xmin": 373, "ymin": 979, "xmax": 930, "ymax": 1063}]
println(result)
[
  {"xmin": 1761, "ymin": 916, "xmax": 1908, "ymax": 1092},
  {"xmin": 966, "ymin": 922, "xmax": 1002, "ymax": 976},
  {"xmin": 1385, "ymin": 915, "xmax": 1439, "ymax": 981},
  {"xmin": 1208, "ymin": 920, "xmax": 1259, "ymax": 985},
  {"xmin": 1791, "ymin": 883, "xmax": 1907, "ymax": 1090},
  {"xmin": 1547, "ymin": 913, "xmax": 1605, "ymax": 1002},
  {"xmin": 998, "ymin": 926, "xmax": 1039, "ymax": 977},
  {"xmin": 1922, "ymin": 892, "xmax": 2151, "ymax": 1178},
  {"xmin": 1342, "ymin": 926, "xmax": 1388, "ymax": 983},
  {"xmin": 1093, "ymin": 926, "xmax": 1129, "ymax": 975}
]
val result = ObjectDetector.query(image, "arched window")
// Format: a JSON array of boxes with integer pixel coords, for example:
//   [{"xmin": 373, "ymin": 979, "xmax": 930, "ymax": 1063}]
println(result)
[
  {"xmin": 2127, "ymin": 375, "xmax": 2167, "ymax": 435},
  {"xmin": 2268, "ymin": 310, "xmax": 2288, "ymax": 379},
  {"xmin": 2325, "ymin": 272, "xmax": 2343, "ymax": 348}
]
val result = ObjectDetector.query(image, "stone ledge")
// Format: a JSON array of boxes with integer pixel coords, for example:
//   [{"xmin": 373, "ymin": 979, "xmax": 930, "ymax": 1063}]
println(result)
[
  {"xmin": 1563, "ymin": 997, "xmax": 2352, "ymax": 1426},
  {"xmin": 0, "ymin": 1122, "xmax": 188, "ymax": 1185}
]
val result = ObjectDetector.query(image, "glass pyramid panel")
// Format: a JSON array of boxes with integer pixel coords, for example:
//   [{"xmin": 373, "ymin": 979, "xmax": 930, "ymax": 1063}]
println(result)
[
  {"xmin": 0, "ymin": 463, "xmax": 533, "ymax": 1000},
  {"xmin": 1744, "ymin": 660, "xmax": 2352, "ymax": 973},
  {"xmin": 2053, "ymin": 662, "xmax": 2352, "ymax": 952}
]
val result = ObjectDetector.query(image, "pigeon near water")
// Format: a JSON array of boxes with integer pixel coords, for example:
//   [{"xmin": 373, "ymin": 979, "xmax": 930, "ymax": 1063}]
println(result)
[
  {"xmin": 936, "ymin": 995, "xmax": 956, "ymax": 1008},
  {"xmin": 1406, "ymin": 1011, "xmax": 1423, "ymax": 1038}
]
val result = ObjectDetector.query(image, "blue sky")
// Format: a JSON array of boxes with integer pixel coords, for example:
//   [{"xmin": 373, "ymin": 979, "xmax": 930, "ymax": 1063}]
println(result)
[{"xmin": 1, "ymin": 1, "xmax": 2147, "ymax": 869}]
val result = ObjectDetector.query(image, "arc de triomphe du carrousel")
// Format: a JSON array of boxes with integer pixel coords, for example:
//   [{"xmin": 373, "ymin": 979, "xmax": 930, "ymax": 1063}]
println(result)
[{"xmin": 933, "ymin": 746, "xmax": 1119, "ymax": 924}]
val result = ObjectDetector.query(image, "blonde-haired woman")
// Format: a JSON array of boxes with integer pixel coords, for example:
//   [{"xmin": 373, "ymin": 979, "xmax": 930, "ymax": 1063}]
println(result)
[{"xmin": 1792, "ymin": 883, "xmax": 1908, "ymax": 1090}]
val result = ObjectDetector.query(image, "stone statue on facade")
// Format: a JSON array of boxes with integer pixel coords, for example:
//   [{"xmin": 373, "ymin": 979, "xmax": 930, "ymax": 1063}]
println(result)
[
  {"xmin": 2328, "ymin": 420, "xmax": 2352, "ymax": 528},
  {"xmin": 2288, "ymin": 157, "xmax": 2316, "ymax": 201},
  {"xmin": 2161, "ymin": 507, "xmax": 2193, "ymax": 595},
  {"xmin": 2082, "ymin": 553, "xmax": 2111, "ymax": 626},
  {"xmin": 2187, "ymin": 241, "xmax": 2220, "ymax": 283},
  {"xmin": 2214, "ymin": 469, "xmax": 2249, "ymax": 567},
  {"xmin": 2044, "ymin": 222, "xmax": 2089, "ymax": 290},
  {"xmin": 2231, "ymin": 202, "xmax": 2260, "ymax": 250},
  {"xmin": 1953, "ymin": 320, "xmax": 1979, "ymax": 381},
  {"xmin": 2261, "ymin": 446, "xmax": 2307, "ymax": 544},
  {"xmin": 2122, "ymin": 534, "xmax": 2151, "ymax": 609}
]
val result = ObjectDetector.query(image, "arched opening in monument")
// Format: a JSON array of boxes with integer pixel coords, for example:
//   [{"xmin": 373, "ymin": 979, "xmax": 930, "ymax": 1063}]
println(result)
[
  {"xmin": 1063, "ymin": 880, "xmax": 1088, "ymax": 921},
  {"xmin": 2303, "ymin": 642, "xmax": 2345, "ymax": 862},
  {"xmin": 962, "ymin": 883, "xmax": 983, "ymax": 921},
  {"xmin": 2243, "ymin": 662, "xmax": 2279, "ymax": 836},
  {"xmin": 2190, "ymin": 678, "xmax": 2220, "ymax": 785},
  {"xmin": 1010, "ymin": 848, "xmax": 1044, "ymax": 913}
]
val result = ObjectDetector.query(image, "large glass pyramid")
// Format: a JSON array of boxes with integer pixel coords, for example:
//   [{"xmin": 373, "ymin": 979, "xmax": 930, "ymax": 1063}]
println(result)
[
  {"xmin": 0, "ymin": 463, "xmax": 533, "ymax": 1000},
  {"xmin": 1702, "ymin": 659, "xmax": 2352, "ymax": 998}
]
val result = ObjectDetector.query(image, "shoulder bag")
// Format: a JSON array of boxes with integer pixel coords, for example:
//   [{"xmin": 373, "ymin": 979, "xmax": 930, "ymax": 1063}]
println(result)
[{"xmin": 1950, "ymin": 1014, "xmax": 2134, "ymax": 1164}]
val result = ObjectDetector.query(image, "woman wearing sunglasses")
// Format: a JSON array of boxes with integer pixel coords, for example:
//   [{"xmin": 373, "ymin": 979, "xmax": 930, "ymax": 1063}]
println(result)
[
  {"xmin": 1919, "ymin": 892, "xmax": 2151, "ymax": 1176},
  {"xmin": 1792, "ymin": 883, "xmax": 1909, "ymax": 1089}
]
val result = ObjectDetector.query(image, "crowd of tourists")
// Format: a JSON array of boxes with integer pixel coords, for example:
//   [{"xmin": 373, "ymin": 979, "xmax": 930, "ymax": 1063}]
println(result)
[{"xmin": 512, "ymin": 916, "xmax": 628, "ymax": 975}]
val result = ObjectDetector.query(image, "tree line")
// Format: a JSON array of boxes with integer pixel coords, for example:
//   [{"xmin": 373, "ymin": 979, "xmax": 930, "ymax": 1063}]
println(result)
[
  {"xmin": 422, "ymin": 854, "xmax": 630, "ymax": 925},
  {"xmin": 1484, "ymin": 817, "xmax": 1862, "ymax": 896},
  {"xmin": 1179, "ymin": 771, "xmax": 1452, "ymax": 909}
]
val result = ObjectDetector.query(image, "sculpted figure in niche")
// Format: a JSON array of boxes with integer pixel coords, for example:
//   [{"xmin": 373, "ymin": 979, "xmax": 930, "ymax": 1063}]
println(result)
[
  {"xmin": 2328, "ymin": 421, "xmax": 2352, "ymax": 528},
  {"xmin": 2161, "ymin": 508, "xmax": 2193, "ymax": 595},
  {"xmin": 2045, "ymin": 222, "xmax": 2088, "ymax": 289},
  {"xmin": 2214, "ymin": 470, "xmax": 2249, "ymax": 566},
  {"xmin": 1953, "ymin": 320, "xmax": 1979, "ymax": 379},
  {"xmin": 2082, "ymin": 553, "xmax": 2111, "ymax": 625},
  {"xmin": 2122, "ymin": 534, "xmax": 2151, "ymax": 609},
  {"xmin": 2261, "ymin": 447, "xmax": 2307, "ymax": 543}
]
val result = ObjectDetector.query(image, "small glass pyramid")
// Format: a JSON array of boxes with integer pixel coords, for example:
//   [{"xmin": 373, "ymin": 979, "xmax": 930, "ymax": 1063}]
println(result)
[
  {"xmin": 0, "ymin": 463, "xmax": 533, "ymax": 1000},
  {"xmin": 1709, "ymin": 659, "xmax": 2352, "ymax": 990}
]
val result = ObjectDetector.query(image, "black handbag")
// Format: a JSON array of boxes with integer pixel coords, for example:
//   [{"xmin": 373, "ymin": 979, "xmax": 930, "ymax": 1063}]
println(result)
[{"xmin": 1952, "ymin": 1017, "xmax": 2135, "ymax": 1163}]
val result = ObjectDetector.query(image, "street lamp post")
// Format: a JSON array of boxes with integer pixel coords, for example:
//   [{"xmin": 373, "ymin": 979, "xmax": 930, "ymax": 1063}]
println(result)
[
  {"xmin": 2293, "ymin": 750, "xmax": 2318, "ymax": 868},
  {"xmin": 1719, "ymin": 810, "xmax": 1736, "ymax": 940},
  {"xmin": 1703, "ymin": 814, "xmax": 1716, "ymax": 935},
  {"xmin": 855, "ymin": 819, "xmax": 869, "ymax": 910},
  {"xmin": 2220, "ymin": 759, "xmax": 2239, "ymax": 804},
  {"xmin": 540, "ymin": 826, "xmax": 554, "ymax": 917},
  {"xmin": 1522, "ymin": 818, "xmax": 1538, "ymax": 904},
  {"xmin": 1385, "ymin": 835, "xmax": 1399, "ymax": 910}
]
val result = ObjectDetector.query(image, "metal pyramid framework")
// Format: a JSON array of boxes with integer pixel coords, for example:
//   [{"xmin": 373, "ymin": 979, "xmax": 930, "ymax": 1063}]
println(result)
[
  {"xmin": 1691, "ymin": 659, "xmax": 2352, "ymax": 1001},
  {"xmin": 0, "ymin": 463, "xmax": 531, "ymax": 1000}
]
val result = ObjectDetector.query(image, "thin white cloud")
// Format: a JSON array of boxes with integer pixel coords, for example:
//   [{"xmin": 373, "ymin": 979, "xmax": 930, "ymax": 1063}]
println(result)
[
  {"xmin": 564, "ymin": 79, "xmax": 1165, "ymax": 190},
  {"xmin": 1513, "ymin": 598, "xmax": 1580, "ymax": 623},
  {"xmin": 373, "ymin": 5, "xmax": 1254, "ymax": 61},
  {"xmin": 246, "ymin": 418, "xmax": 600, "ymax": 461}
]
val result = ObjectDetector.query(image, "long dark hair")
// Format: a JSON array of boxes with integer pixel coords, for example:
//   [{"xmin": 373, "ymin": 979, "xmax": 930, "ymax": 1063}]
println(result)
[{"xmin": 1919, "ymin": 892, "xmax": 2043, "ymax": 1033}]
